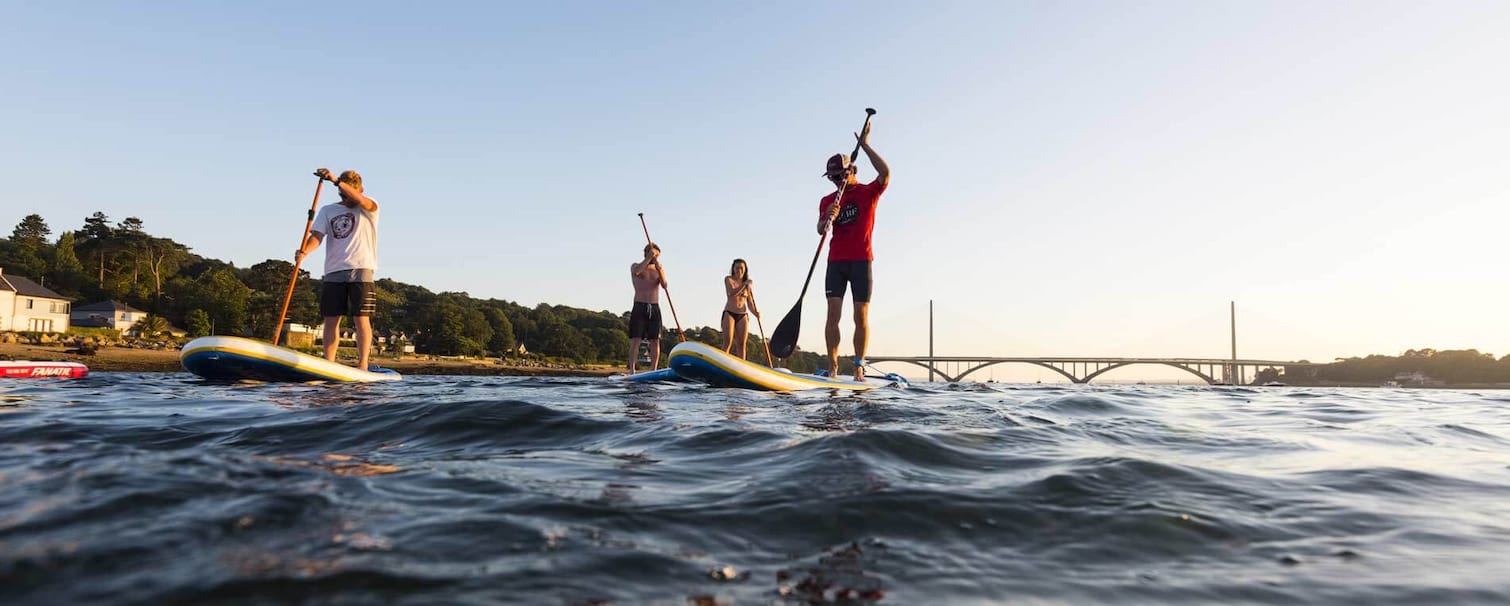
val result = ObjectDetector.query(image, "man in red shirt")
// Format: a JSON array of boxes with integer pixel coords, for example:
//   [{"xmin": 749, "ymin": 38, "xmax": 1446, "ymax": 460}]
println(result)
[{"xmin": 817, "ymin": 123, "xmax": 890, "ymax": 381}]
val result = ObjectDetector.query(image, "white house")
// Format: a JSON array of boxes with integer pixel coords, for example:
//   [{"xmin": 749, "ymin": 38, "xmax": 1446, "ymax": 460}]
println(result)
[
  {"xmin": 71, "ymin": 300, "xmax": 147, "ymax": 332},
  {"xmin": 0, "ymin": 267, "xmax": 72, "ymax": 333}
]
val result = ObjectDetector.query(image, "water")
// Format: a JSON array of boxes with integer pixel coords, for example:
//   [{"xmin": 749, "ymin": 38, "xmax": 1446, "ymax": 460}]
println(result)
[{"xmin": 4, "ymin": 375, "xmax": 1510, "ymax": 605}]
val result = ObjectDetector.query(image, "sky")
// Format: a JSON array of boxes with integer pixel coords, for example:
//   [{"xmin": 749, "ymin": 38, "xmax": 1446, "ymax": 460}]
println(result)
[{"xmin": 4, "ymin": 1, "xmax": 1510, "ymax": 381}]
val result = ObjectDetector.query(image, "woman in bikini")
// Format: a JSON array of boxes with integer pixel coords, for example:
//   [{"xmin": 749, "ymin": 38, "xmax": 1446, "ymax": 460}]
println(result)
[{"xmin": 721, "ymin": 258, "xmax": 760, "ymax": 359}]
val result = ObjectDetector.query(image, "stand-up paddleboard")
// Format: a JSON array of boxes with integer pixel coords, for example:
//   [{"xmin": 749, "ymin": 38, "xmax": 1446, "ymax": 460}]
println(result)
[
  {"xmin": 623, "ymin": 368, "xmax": 683, "ymax": 383},
  {"xmin": 1, "ymin": 361, "xmax": 89, "ymax": 379},
  {"xmin": 180, "ymin": 336, "xmax": 401, "ymax": 382},
  {"xmin": 668, "ymin": 341, "xmax": 907, "ymax": 391}
]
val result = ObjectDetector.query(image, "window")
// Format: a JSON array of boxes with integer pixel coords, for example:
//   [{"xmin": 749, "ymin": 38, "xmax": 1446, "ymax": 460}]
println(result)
[{"xmin": 25, "ymin": 299, "xmax": 34, "ymax": 309}]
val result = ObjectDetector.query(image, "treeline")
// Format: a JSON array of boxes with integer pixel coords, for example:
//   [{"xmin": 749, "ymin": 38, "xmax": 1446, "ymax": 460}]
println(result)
[
  {"xmin": 0, "ymin": 212, "xmax": 828, "ymax": 371},
  {"xmin": 1276, "ymin": 349, "xmax": 1510, "ymax": 385}
]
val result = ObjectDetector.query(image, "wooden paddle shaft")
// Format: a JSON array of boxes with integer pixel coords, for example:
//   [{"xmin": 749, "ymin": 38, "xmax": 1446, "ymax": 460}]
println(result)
[
  {"xmin": 748, "ymin": 289, "xmax": 773, "ymax": 366},
  {"xmin": 272, "ymin": 177, "xmax": 325, "ymax": 345},
  {"xmin": 636, "ymin": 213, "xmax": 686, "ymax": 341}
]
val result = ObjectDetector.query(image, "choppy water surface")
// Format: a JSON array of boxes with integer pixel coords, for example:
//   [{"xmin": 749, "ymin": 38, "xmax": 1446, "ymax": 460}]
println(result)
[{"xmin": 3, "ymin": 374, "xmax": 1510, "ymax": 605}]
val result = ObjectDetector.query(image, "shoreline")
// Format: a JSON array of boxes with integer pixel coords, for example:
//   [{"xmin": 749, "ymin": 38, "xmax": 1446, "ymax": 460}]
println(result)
[
  {"xmin": 0, "ymin": 343, "xmax": 620, "ymax": 378},
  {"xmin": 7, "ymin": 343, "xmax": 1510, "ymax": 388}
]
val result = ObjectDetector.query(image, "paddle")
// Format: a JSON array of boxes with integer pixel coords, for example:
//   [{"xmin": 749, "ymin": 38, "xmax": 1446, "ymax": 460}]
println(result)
[
  {"xmin": 637, "ymin": 213, "xmax": 685, "ymax": 342},
  {"xmin": 768, "ymin": 108, "xmax": 875, "ymax": 360},
  {"xmin": 747, "ymin": 288, "xmax": 773, "ymax": 366},
  {"xmin": 272, "ymin": 173, "xmax": 326, "ymax": 346}
]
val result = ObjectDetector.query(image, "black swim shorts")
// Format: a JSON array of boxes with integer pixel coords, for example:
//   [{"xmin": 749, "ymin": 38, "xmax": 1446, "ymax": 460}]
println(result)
[
  {"xmin": 628, "ymin": 302, "xmax": 662, "ymax": 340},
  {"xmin": 320, "ymin": 281, "xmax": 376, "ymax": 318},
  {"xmin": 824, "ymin": 260, "xmax": 873, "ymax": 303}
]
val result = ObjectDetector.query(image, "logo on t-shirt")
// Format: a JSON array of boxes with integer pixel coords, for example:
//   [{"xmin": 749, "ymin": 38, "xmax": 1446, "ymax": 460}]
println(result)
[
  {"xmin": 834, "ymin": 204, "xmax": 860, "ymax": 227},
  {"xmin": 330, "ymin": 213, "xmax": 356, "ymax": 239}
]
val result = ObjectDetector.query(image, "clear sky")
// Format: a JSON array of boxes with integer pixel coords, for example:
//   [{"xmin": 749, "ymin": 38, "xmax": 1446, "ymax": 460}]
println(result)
[{"xmin": 4, "ymin": 1, "xmax": 1509, "ymax": 381}]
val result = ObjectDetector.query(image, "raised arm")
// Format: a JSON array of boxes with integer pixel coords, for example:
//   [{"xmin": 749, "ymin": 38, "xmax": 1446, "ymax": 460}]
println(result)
[
  {"xmin": 314, "ymin": 168, "xmax": 379, "ymax": 212},
  {"xmin": 856, "ymin": 124, "xmax": 889, "ymax": 187},
  {"xmin": 337, "ymin": 181, "xmax": 378, "ymax": 212}
]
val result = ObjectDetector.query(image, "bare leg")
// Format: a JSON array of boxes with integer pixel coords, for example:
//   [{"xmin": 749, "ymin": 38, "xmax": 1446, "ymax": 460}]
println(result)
[
  {"xmin": 628, "ymin": 337, "xmax": 642, "ymax": 373},
  {"xmin": 825, "ymin": 297, "xmax": 843, "ymax": 376},
  {"xmin": 735, "ymin": 316, "xmax": 749, "ymax": 359},
  {"xmin": 721, "ymin": 312, "xmax": 735, "ymax": 353},
  {"xmin": 322, "ymin": 316, "xmax": 341, "ymax": 361},
  {"xmin": 649, "ymin": 339, "xmax": 661, "ymax": 370},
  {"xmin": 355, "ymin": 315, "xmax": 372, "ymax": 371},
  {"xmin": 852, "ymin": 302, "xmax": 869, "ymax": 382}
]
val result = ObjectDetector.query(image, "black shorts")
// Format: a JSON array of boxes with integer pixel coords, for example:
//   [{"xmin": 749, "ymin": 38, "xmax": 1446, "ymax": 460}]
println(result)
[
  {"xmin": 628, "ymin": 302, "xmax": 662, "ymax": 340},
  {"xmin": 824, "ymin": 260, "xmax": 873, "ymax": 303},
  {"xmin": 320, "ymin": 281, "xmax": 376, "ymax": 318}
]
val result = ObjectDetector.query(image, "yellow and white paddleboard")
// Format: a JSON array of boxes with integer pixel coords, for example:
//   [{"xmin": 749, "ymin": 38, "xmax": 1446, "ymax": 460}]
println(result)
[
  {"xmin": 667, "ymin": 341, "xmax": 906, "ymax": 391},
  {"xmin": 180, "ymin": 336, "xmax": 401, "ymax": 383}
]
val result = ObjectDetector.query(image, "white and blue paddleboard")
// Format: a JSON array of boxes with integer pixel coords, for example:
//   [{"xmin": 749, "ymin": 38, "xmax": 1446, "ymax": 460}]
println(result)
[
  {"xmin": 180, "ymin": 336, "xmax": 401, "ymax": 383},
  {"xmin": 667, "ymin": 341, "xmax": 907, "ymax": 391},
  {"xmin": 622, "ymin": 367, "xmax": 683, "ymax": 383}
]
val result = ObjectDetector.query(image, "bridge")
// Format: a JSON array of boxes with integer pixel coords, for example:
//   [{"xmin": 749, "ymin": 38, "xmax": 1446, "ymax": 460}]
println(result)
[{"xmin": 866, "ymin": 356, "xmax": 1314, "ymax": 385}]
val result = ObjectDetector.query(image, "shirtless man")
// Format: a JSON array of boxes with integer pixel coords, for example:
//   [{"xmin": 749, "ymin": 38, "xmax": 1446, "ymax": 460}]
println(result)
[{"xmin": 628, "ymin": 243, "xmax": 666, "ymax": 373}]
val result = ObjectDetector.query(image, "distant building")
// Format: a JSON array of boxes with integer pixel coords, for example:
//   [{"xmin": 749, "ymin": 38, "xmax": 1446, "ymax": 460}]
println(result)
[
  {"xmin": 0, "ymin": 267, "xmax": 72, "ymax": 333},
  {"xmin": 71, "ymin": 300, "xmax": 147, "ymax": 332},
  {"xmin": 280, "ymin": 322, "xmax": 316, "ymax": 349},
  {"xmin": 1393, "ymin": 371, "xmax": 1442, "ymax": 387}
]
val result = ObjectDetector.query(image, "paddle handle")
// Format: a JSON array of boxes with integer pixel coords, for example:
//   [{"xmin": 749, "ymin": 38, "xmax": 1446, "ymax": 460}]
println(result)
[
  {"xmin": 851, "ymin": 108, "xmax": 876, "ymax": 165},
  {"xmin": 272, "ymin": 177, "xmax": 325, "ymax": 345},
  {"xmin": 636, "ymin": 213, "xmax": 685, "ymax": 342}
]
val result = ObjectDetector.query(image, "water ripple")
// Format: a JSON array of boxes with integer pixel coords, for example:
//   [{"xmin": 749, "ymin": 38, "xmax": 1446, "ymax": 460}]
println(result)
[{"xmin": 1, "ymin": 374, "xmax": 1508, "ymax": 604}]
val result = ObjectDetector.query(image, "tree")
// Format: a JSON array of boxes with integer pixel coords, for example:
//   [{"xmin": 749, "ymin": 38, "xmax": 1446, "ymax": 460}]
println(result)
[
  {"xmin": 50, "ymin": 231, "xmax": 86, "ymax": 294},
  {"xmin": 140, "ymin": 237, "xmax": 189, "ymax": 297},
  {"xmin": 79, "ymin": 212, "xmax": 113, "ymax": 287},
  {"xmin": 114, "ymin": 217, "xmax": 148, "ymax": 293},
  {"xmin": 536, "ymin": 320, "xmax": 592, "ymax": 362},
  {"xmin": 484, "ymin": 308, "xmax": 516, "ymax": 356},
  {"xmin": 414, "ymin": 300, "xmax": 491, "ymax": 356},
  {"xmin": 132, "ymin": 314, "xmax": 170, "ymax": 338},
  {"xmin": 184, "ymin": 268, "xmax": 250, "ymax": 335},
  {"xmin": 6, "ymin": 214, "xmax": 51, "ymax": 277},
  {"xmin": 11, "ymin": 214, "xmax": 51, "ymax": 246},
  {"xmin": 509, "ymin": 314, "xmax": 537, "ymax": 351},
  {"xmin": 185, "ymin": 309, "xmax": 212, "ymax": 338},
  {"xmin": 585, "ymin": 327, "xmax": 628, "ymax": 362}
]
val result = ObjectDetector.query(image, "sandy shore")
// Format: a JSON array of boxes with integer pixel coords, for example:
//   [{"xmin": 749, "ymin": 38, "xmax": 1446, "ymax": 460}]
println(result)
[{"xmin": 0, "ymin": 343, "xmax": 621, "ymax": 377}]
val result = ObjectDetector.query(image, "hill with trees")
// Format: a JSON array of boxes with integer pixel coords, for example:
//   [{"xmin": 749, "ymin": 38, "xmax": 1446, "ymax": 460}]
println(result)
[{"xmin": 0, "ymin": 212, "xmax": 828, "ymax": 371}]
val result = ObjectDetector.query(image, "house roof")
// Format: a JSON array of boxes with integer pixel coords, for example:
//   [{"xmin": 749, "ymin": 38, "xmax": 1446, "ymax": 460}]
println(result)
[
  {"xmin": 74, "ymin": 299, "xmax": 144, "ymax": 313},
  {"xmin": 0, "ymin": 274, "xmax": 69, "ymax": 301}
]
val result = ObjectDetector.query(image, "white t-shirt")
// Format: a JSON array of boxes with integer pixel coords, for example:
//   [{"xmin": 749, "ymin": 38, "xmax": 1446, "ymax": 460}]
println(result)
[{"xmin": 312, "ymin": 201, "xmax": 379, "ymax": 276}]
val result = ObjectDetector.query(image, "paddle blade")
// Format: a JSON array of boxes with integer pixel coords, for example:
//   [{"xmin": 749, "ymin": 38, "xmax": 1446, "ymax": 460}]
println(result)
[{"xmin": 768, "ymin": 302, "xmax": 803, "ymax": 359}]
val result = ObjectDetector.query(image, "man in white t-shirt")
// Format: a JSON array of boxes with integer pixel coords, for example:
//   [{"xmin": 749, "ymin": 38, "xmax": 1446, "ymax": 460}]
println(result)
[{"xmin": 296, "ymin": 168, "xmax": 380, "ymax": 371}]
